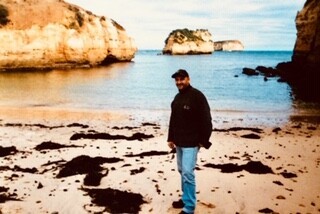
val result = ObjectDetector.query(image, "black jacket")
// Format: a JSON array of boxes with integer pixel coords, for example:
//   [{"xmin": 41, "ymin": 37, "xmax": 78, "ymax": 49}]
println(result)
[{"xmin": 168, "ymin": 85, "xmax": 212, "ymax": 148}]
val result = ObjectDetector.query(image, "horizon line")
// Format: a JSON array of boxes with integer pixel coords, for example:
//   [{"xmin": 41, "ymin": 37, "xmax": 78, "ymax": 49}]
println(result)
[{"xmin": 136, "ymin": 49, "xmax": 294, "ymax": 52}]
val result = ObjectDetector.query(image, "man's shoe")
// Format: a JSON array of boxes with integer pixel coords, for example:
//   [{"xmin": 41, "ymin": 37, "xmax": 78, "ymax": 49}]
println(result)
[
  {"xmin": 179, "ymin": 211, "xmax": 194, "ymax": 214},
  {"xmin": 172, "ymin": 199, "xmax": 184, "ymax": 208}
]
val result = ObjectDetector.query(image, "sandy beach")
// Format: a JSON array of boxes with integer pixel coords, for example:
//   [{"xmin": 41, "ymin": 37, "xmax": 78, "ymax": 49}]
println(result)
[{"xmin": 0, "ymin": 107, "xmax": 319, "ymax": 214}]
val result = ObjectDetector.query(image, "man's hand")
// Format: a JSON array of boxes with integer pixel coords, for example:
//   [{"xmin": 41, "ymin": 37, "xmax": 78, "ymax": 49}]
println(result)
[
  {"xmin": 199, "ymin": 141, "xmax": 212, "ymax": 149},
  {"xmin": 167, "ymin": 141, "xmax": 175, "ymax": 149}
]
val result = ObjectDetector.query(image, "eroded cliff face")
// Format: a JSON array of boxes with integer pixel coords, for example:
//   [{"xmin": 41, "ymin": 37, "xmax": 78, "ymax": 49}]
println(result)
[
  {"xmin": 162, "ymin": 29, "xmax": 214, "ymax": 55},
  {"xmin": 0, "ymin": 0, "xmax": 137, "ymax": 70},
  {"xmin": 275, "ymin": 0, "xmax": 320, "ymax": 101},
  {"xmin": 214, "ymin": 40, "xmax": 244, "ymax": 51},
  {"xmin": 292, "ymin": 0, "xmax": 320, "ymax": 66}
]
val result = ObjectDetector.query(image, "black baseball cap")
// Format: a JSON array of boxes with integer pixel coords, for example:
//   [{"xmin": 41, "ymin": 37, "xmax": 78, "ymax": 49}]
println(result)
[{"xmin": 171, "ymin": 69, "xmax": 189, "ymax": 78}]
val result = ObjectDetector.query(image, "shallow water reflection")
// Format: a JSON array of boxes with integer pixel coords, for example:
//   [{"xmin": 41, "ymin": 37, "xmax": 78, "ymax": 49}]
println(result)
[{"xmin": 1, "ymin": 51, "xmax": 318, "ymax": 125}]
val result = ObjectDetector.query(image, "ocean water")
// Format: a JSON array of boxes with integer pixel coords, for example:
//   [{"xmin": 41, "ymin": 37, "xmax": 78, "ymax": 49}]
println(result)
[{"xmin": 0, "ymin": 50, "xmax": 315, "ymax": 121}]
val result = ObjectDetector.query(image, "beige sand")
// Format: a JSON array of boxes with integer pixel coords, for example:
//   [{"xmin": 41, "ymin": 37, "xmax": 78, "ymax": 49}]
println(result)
[{"xmin": 0, "ymin": 107, "xmax": 319, "ymax": 213}]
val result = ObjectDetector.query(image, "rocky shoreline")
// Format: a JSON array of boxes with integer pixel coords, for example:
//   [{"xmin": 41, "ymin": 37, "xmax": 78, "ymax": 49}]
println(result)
[
  {"xmin": 242, "ymin": 60, "xmax": 320, "ymax": 101},
  {"xmin": 241, "ymin": 0, "xmax": 320, "ymax": 102}
]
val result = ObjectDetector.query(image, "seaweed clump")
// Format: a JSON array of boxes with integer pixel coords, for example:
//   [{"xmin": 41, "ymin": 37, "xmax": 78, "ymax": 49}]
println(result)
[{"xmin": 0, "ymin": 4, "xmax": 10, "ymax": 26}]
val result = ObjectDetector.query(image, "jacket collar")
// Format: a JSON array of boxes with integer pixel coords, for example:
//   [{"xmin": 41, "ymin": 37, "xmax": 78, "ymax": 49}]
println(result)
[{"xmin": 179, "ymin": 84, "xmax": 192, "ymax": 93}]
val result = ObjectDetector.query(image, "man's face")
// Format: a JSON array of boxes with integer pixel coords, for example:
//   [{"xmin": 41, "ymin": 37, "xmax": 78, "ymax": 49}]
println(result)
[{"xmin": 175, "ymin": 76, "xmax": 190, "ymax": 90}]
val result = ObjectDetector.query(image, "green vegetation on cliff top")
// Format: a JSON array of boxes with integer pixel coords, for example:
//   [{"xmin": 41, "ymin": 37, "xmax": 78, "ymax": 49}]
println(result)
[{"xmin": 165, "ymin": 28, "xmax": 206, "ymax": 44}]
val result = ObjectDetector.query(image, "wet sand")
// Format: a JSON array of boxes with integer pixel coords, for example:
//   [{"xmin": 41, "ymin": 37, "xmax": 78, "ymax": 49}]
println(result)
[{"xmin": 0, "ymin": 107, "xmax": 319, "ymax": 213}]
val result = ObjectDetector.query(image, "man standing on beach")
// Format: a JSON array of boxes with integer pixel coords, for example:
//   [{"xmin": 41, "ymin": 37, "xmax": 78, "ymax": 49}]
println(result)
[{"xmin": 167, "ymin": 69, "xmax": 212, "ymax": 214}]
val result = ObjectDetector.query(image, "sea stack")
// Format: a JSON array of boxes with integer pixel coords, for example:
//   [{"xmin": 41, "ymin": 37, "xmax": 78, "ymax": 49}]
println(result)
[
  {"xmin": 214, "ymin": 40, "xmax": 244, "ymax": 51},
  {"xmin": 162, "ymin": 28, "xmax": 214, "ymax": 55},
  {"xmin": 0, "ymin": 0, "xmax": 137, "ymax": 71}
]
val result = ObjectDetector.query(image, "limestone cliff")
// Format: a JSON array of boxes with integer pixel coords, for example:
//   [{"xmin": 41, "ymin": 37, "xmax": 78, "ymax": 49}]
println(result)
[
  {"xmin": 214, "ymin": 40, "xmax": 244, "ymax": 51},
  {"xmin": 162, "ymin": 29, "xmax": 214, "ymax": 55},
  {"xmin": 292, "ymin": 0, "xmax": 320, "ymax": 65},
  {"xmin": 276, "ymin": 0, "xmax": 320, "ymax": 101},
  {"xmin": 0, "ymin": 0, "xmax": 137, "ymax": 70}
]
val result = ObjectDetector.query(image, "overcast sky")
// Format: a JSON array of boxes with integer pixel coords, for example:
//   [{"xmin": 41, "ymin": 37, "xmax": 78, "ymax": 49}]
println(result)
[{"xmin": 65, "ymin": 0, "xmax": 306, "ymax": 50}]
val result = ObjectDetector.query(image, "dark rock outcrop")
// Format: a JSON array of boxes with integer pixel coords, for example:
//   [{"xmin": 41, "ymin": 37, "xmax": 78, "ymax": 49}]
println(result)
[
  {"xmin": 242, "ymin": 67, "xmax": 259, "ymax": 76},
  {"xmin": 243, "ymin": 0, "xmax": 320, "ymax": 101},
  {"xmin": 276, "ymin": 0, "xmax": 320, "ymax": 101}
]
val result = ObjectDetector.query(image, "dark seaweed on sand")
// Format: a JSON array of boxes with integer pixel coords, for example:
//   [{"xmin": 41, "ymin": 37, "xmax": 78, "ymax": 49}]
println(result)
[
  {"xmin": 84, "ymin": 170, "xmax": 108, "ymax": 186},
  {"xmin": 130, "ymin": 167, "xmax": 146, "ymax": 175},
  {"xmin": 240, "ymin": 133, "xmax": 261, "ymax": 139},
  {"xmin": 0, "ymin": 165, "xmax": 37, "ymax": 174},
  {"xmin": 124, "ymin": 150, "xmax": 169, "ymax": 158},
  {"xmin": 66, "ymin": 123, "xmax": 89, "ymax": 128},
  {"xmin": 0, "ymin": 187, "xmax": 21, "ymax": 203},
  {"xmin": 57, "ymin": 155, "xmax": 123, "ymax": 178},
  {"xmin": 82, "ymin": 187, "xmax": 146, "ymax": 214},
  {"xmin": 280, "ymin": 171, "xmax": 298, "ymax": 178},
  {"xmin": 258, "ymin": 207, "xmax": 276, "ymax": 213},
  {"xmin": 204, "ymin": 161, "xmax": 273, "ymax": 174},
  {"xmin": 0, "ymin": 146, "xmax": 18, "ymax": 157},
  {"xmin": 213, "ymin": 127, "xmax": 263, "ymax": 133},
  {"xmin": 0, "ymin": 186, "xmax": 9, "ymax": 192},
  {"xmin": 34, "ymin": 141, "xmax": 81, "ymax": 151},
  {"xmin": 70, "ymin": 132, "xmax": 154, "ymax": 141},
  {"xmin": 0, "ymin": 193, "xmax": 21, "ymax": 203}
]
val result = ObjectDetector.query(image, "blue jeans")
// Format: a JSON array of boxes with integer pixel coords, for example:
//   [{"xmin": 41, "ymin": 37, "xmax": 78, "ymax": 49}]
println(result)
[{"xmin": 176, "ymin": 146, "xmax": 199, "ymax": 213}]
